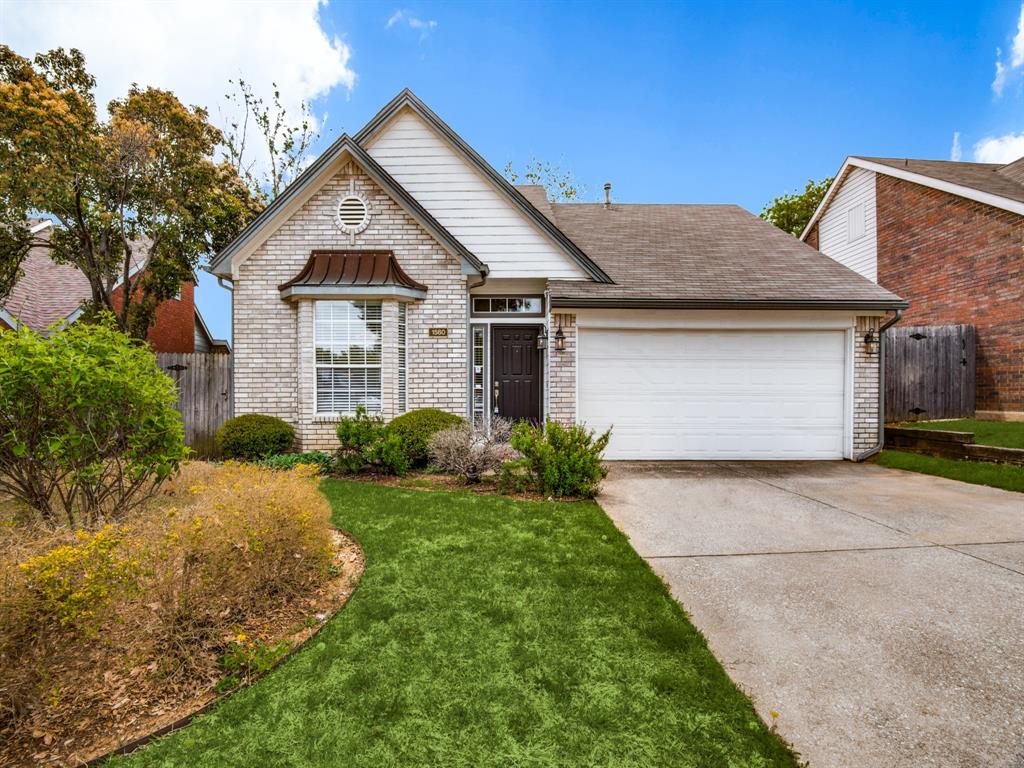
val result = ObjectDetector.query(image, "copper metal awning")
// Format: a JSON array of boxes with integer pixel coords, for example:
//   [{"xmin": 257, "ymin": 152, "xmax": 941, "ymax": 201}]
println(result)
[{"xmin": 279, "ymin": 250, "xmax": 427, "ymax": 300}]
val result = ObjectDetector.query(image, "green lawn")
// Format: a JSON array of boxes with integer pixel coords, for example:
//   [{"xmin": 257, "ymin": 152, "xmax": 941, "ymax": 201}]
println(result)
[
  {"xmin": 899, "ymin": 419, "xmax": 1024, "ymax": 449},
  {"xmin": 110, "ymin": 480, "xmax": 796, "ymax": 767},
  {"xmin": 877, "ymin": 450, "xmax": 1024, "ymax": 493}
]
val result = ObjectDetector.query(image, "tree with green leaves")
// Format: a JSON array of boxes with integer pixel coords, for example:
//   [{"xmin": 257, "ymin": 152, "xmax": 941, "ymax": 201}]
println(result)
[
  {"xmin": 503, "ymin": 158, "xmax": 585, "ymax": 202},
  {"xmin": 222, "ymin": 78, "xmax": 321, "ymax": 204},
  {"xmin": 0, "ymin": 46, "xmax": 261, "ymax": 336},
  {"xmin": 760, "ymin": 177, "xmax": 833, "ymax": 237}
]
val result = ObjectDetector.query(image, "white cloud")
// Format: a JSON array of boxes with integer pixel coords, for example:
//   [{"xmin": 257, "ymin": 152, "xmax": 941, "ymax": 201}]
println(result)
[
  {"xmin": 386, "ymin": 9, "xmax": 437, "ymax": 39},
  {"xmin": 950, "ymin": 131, "xmax": 962, "ymax": 161},
  {"xmin": 1, "ymin": 0, "xmax": 355, "ymax": 168},
  {"xmin": 1012, "ymin": 3, "xmax": 1024, "ymax": 67},
  {"xmin": 973, "ymin": 132, "xmax": 1024, "ymax": 163},
  {"xmin": 993, "ymin": 55, "xmax": 1008, "ymax": 96},
  {"xmin": 992, "ymin": 4, "xmax": 1024, "ymax": 95}
]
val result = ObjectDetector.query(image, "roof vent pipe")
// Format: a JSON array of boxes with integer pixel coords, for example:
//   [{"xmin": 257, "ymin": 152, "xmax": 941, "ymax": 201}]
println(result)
[{"xmin": 603, "ymin": 183, "xmax": 612, "ymax": 208}]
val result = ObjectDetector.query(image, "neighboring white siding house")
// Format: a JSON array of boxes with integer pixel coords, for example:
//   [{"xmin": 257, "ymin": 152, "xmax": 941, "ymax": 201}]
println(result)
[
  {"xmin": 364, "ymin": 108, "xmax": 587, "ymax": 280},
  {"xmin": 817, "ymin": 167, "xmax": 877, "ymax": 281}
]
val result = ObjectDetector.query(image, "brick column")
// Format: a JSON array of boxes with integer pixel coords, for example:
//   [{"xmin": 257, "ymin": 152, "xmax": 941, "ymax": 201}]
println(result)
[{"xmin": 548, "ymin": 313, "xmax": 577, "ymax": 424}]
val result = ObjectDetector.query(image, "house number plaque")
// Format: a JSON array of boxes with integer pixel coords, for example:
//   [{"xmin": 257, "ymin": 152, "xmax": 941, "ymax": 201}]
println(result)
[{"xmin": 428, "ymin": 327, "xmax": 448, "ymax": 338}]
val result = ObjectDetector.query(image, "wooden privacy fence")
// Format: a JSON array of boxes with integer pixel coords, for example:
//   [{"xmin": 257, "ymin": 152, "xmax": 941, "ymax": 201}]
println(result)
[
  {"xmin": 884, "ymin": 324, "xmax": 975, "ymax": 422},
  {"xmin": 157, "ymin": 352, "xmax": 233, "ymax": 456}
]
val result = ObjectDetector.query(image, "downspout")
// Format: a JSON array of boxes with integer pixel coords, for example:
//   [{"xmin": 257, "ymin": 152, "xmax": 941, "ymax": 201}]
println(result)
[{"xmin": 854, "ymin": 309, "xmax": 903, "ymax": 462}]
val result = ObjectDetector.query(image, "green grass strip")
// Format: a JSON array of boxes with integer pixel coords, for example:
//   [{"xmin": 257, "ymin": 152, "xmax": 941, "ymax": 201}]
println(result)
[
  {"xmin": 898, "ymin": 419, "xmax": 1024, "ymax": 449},
  {"xmin": 877, "ymin": 450, "xmax": 1024, "ymax": 493},
  {"xmin": 111, "ymin": 480, "xmax": 797, "ymax": 767}
]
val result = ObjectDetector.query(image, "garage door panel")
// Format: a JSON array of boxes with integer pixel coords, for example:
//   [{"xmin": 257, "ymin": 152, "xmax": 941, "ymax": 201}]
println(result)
[{"xmin": 578, "ymin": 329, "xmax": 847, "ymax": 460}]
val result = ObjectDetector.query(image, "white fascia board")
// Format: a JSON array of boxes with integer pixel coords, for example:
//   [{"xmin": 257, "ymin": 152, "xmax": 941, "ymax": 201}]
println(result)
[{"xmin": 802, "ymin": 157, "xmax": 1024, "ymax": 240}]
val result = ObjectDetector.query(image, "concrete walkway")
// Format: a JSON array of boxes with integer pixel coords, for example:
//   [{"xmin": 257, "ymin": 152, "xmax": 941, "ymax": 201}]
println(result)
[{"xmin": 600, "ymin": 461, "xmax": 1024, "ymax": 768}]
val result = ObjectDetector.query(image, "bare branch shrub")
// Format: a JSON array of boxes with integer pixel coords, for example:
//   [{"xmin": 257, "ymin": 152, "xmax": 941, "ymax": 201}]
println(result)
[{"xmin": 427, "ymin": 418, "xmax": 515, "ymax": 482}]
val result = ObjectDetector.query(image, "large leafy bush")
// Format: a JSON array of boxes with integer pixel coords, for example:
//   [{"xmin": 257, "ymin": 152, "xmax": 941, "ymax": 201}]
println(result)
[
  {"xmin": 509, "ymin": 420, "xmax": 611, "ymax": 499},
  {"xmin": 386, "ymin": 408, "xmax": 464, "ymax": 467},
  {"xmin": 216, "ymin": 414, "xmax": 295, "ymax": 460},
  {"xmin": 336, "ymin": 407, "xmax": 409, "ymax": 475},
  {"xmin": 0, "ymin": 322, "xmax": 186, "ymax": 528}
]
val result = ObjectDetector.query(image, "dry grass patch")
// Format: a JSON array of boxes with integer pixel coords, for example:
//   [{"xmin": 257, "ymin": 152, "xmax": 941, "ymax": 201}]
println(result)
[{"xmin": 0, "ymin": 462, "xmax": 363, "ymax": 767}]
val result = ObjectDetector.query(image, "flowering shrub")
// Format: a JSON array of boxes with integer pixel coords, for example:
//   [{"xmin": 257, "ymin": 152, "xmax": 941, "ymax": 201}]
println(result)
[
  {"xmin": 18, "ymin": 525, "xmax": 140, "ymax": 635},
  {"xmin": 0, "ymin": 461, "xmax": 337, "ymax": 733}
]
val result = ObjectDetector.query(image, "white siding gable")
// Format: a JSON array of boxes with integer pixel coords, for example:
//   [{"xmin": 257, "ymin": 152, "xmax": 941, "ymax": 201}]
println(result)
[
  {"xmin": 364, "ymin": 109, "xmax": 587, "ymax": 280},
  {"xmin": 818, "ymin": 167, "xmax": 878, "ymax": 282}
]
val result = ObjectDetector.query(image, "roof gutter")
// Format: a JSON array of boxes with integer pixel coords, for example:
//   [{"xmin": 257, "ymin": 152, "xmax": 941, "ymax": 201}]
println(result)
[{"xmin": 854, "ymin": 308, "xmax": 903, "ymax": 462}]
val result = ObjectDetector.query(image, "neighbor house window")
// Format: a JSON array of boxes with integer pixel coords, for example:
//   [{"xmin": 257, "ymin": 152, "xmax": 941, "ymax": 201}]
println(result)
[
  {"xmin": 397, "ymin": 302, "xmax": 407, "ymax": 414},
  {"xmin": 315, "ymin": 300, "xmax": 382, "ymax": 414}
]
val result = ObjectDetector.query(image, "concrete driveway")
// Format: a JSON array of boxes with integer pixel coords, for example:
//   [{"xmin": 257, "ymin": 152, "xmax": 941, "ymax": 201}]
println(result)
[{"xmin": 600, "ymin": 461, "xmax": 1024, "ymax": 768}]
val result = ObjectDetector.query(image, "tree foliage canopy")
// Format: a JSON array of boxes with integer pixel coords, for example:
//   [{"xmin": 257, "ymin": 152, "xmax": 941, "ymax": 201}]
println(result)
[
  {"xmin": 759, "ymin": 177, "xmax": 834, "ymax": 238},
  {"xmin": 503, "ymin": 158, "xmax": 585, "ymax": 202},
  {"xmin": 0, "ymin": 46, "xmax": 261, "ymax": 335}
]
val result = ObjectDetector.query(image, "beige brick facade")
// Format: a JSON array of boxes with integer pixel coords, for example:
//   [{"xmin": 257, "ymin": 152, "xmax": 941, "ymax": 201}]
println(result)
[
  {"xmin": 234, "ymin": 160, "xmax": 468, "ymax": 451},
  {"xmin": 547, "ymin": 313, "xmax": 577, "ymax": 424},
  {"xmin": 853, "ymin": 315, "xmax": 883, "ymax": 454}
]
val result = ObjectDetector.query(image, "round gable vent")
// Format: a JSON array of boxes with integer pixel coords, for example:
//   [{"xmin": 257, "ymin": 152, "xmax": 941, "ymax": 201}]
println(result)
[{"xmin": 335, "ymin": 193, "xmax": 370, "ymax": 235}]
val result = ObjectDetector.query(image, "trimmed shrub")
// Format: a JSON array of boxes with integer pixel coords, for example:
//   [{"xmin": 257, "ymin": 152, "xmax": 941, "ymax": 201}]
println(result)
[
  {"xmin": 509, "ymin": 420, "xmax": 611, "ymax": 498},
  {"xmin": 336, "ymin": 407, "xmax": 410, "ymax": 475},
  {"xmin": 428, "ymin": 418, "xmax": 513, "ymax": 482},
  {"xmin": 0, "ymin": 321, "xmax": 186, "ymax": 528},
  {"xmin": 258, "ymin": 451, "xmax": 335, "ymax": 475},
  {"xmin": 216, "ymin": 414, "xmax": 294, "ymax": 460},
  {"xmin": 386, "ymin": 409, "xmax": 464, "ymax": 467}
]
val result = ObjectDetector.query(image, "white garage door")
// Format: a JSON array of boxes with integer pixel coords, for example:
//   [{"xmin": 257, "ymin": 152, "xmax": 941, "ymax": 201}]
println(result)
[{"xmin": 578, "ymin": 329, "xmax": 848, "ymax": 460}]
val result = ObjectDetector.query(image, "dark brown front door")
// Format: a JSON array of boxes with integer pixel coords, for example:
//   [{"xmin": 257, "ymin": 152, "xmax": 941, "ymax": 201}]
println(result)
[{"xmin": 491, "ymin": 325, "xmax": 542, "ymax": 423}]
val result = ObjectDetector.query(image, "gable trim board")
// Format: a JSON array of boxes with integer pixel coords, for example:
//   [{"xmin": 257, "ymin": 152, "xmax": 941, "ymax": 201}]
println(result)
[
  {"xmin": 802, "ymin": 156, "xmax": 1024, "ymax": 241},
  {"xmin": 354, "ymin": 89, "xmax": 612, "ymax": 283},
  {"xmin": 208, "ymin": 135, "xmax": 487, "ymax": 280}
]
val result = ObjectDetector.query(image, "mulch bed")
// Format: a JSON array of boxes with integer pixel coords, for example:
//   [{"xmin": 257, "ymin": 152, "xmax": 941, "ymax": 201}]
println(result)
[
  {"xmin": 349, "ymin": 470, "xmax": 591, "ymax": 503},
  {"xmin": 1, "ymin": 528, "xmax": 364, "ymax": 768}
]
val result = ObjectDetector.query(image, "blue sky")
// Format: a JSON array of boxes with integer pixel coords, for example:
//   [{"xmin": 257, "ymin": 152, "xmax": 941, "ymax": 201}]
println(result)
[{"xmin": 5, "ymin": 0, "xmax": 1024, "ymax": 340}]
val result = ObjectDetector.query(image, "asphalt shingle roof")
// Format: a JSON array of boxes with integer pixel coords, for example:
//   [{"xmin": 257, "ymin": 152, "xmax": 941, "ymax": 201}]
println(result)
[
  {"xmin": 2, "ymin": 226, "xmax": 92, "ymax": 330},
  {"xmin": 857, "ymin": 156, "xmax": 1024, "ymax": 205},
  {"xmin": 533, "ymin": 200, "xmax": 905, "ymax": 308}
]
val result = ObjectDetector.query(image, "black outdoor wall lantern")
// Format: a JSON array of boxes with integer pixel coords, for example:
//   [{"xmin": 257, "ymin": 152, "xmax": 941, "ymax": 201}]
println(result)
[
  {"xmin": 863, "ymin": 330, "xmax": 880, "ymax": 356},
  {"xmin": 554, "ymin": 323, "xmax": 566, "ymax": 352},
  {"xmin": 536, "ymin": 325, "xmax": 548, "ymax": 350}
]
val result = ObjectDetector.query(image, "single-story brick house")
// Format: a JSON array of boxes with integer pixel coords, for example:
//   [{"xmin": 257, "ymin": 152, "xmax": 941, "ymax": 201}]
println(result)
[
  {"xmin": 802, "ymin": 156, "xmax": 1024, "ymax": 420},
  {"xmin": 1, "ymin": 220, "xmax": 228, "ymax": 353},
  {"xmin": 209, "ymin": 90, "xmax": 905, "ymax": 460}
]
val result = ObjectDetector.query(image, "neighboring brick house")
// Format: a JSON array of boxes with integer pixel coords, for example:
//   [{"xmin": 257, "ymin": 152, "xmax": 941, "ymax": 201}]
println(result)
[
  {"xmin": 209, "ymin": 89, "xmax": 905, "ymax": 460},
  {"xmin": 802, "ymin": 156, "xmax": 1024, "ymax": 420},
  {"xmin": 0, "ymin": 220, "xmax": 228, "ymax": 353}
]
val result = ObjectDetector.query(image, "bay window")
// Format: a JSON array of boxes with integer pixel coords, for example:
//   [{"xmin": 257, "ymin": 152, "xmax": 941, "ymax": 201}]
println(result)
[{"xmin": 314, "ymin": 300, "xmax": 382, "ymax": 414}]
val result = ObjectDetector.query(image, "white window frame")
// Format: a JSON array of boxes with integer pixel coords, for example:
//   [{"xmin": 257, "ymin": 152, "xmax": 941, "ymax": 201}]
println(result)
[{"xmin": 314, "ymin": 300, "xmax": 383, "ymax": 415}]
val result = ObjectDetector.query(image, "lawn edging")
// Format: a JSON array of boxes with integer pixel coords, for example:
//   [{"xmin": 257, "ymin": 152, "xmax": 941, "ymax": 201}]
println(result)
[
  {"xmin": 86, "ymin": 525, "xmax": 365, "ymax": 767},
  {"xmin": 885, "ymin": 426, "xmax": 1024, "ymax": 466}
]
